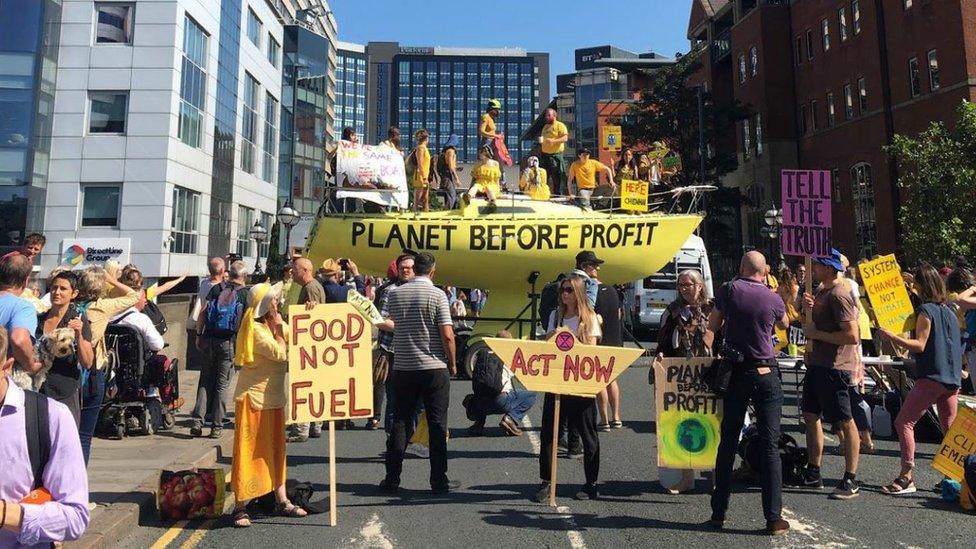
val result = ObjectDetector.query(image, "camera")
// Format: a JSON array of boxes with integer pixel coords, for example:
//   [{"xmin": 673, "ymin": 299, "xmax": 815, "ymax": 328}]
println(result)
[
  {"xmin": 339, "ymin": 258, "xmax": 349, "ymax": 269},
  {"xmin": 719, "ymin": 344, "xmax": 745, "ymax": 364}
]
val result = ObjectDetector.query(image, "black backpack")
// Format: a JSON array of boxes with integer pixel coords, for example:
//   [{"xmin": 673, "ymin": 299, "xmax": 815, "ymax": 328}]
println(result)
[
  {"xmin": 142, "ymin": 300, "xmax": 168, "ymax": 335},
  {"xmin": 24, "ymin": 390, "xmax": 51, "ymax": 490},
  {"xmin": 471, "ymin": 350, "xmax": 504, "ymax": 397},
  {"xmin": 738, "ymin": 424, "xmax": 808, "ymax": 486},
  {"xmin": 538, "ymin": 280, "xmax": 562, "ymax": 330}
]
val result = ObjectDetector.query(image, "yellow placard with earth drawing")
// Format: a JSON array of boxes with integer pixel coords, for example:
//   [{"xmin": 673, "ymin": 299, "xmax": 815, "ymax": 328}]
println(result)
[
  {"xmin": 601, "ymin": 125, "xmax": 622, "ymax": 152},
  {"xmin": 858, "ymin": 254, "xmax": 916, "ymax": 334},
  {"xmin": 933, "ymin": 405, "xmax": 976, "ymax": 482},
  {"xmin": 485, "ymin": 329, "xmax": 643, "ymax": 397},
  {"xmin": 653, "ymin": 358, "xmax": 723, "ymax": 470},
  {"xmin": 620, "ymin": 179, "xmax": 649, "ymax": 212}
]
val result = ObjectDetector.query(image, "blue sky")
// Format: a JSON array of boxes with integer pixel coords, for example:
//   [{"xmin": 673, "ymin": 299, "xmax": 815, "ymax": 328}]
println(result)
[{"xmin": 330, "ymin": 0, "xmax": 693, "ymax": 91}]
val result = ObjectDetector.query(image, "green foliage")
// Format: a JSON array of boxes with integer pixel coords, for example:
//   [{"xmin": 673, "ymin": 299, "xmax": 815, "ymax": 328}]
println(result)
[{"xmin": 886, "ymin": 100, "xmax": 976, "ymax": 266}]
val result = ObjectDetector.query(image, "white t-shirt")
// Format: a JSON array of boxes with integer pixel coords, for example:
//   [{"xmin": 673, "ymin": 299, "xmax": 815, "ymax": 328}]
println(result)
[
  {"xmin": 547, "ymin": 310, "xmax": 602, "ymax": 341},
  {"xmin": 112, "ymin": 308, "xmax": 165, "ymax": 352}
]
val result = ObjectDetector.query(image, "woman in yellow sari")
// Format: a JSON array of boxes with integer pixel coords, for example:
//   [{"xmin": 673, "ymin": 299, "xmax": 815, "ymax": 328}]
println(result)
[
  {"xmin": 461, "ymin": 146, "xmax": 501, "ymax": 212},
  {"xmin": 231, "ymin": 282, "xmax": 308, "ymax": 527}
]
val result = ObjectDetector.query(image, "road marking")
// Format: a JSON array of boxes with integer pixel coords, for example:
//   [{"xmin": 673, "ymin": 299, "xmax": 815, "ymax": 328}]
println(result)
[
  {"xmin": 149, "ymin": 521, "xmax": 186, "ymax": 549},
  {"xmin": 178, "ymin": 519, "xmax": 215, "ymax": 549},
  {"xmin": 522, "ymin": 416, "xmax": 587, "ymax": 549},
  {"xmin": 343, "ymin": 513, "xmax": 395, "ymax": 549},
  {"xmin": 776, "ymin": 508, "xmax": 863, "ymax": 549}
]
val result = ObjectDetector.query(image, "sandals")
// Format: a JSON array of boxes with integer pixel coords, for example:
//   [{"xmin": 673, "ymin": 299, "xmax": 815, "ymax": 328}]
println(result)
[
  {"xmin": 597, "ymin": 423, "xmax": 612, "ymax": 433},
  {"xmin": 610, "ymin": 420, "xmax": 624, "ymax": 429},
  {"xmin": 882, "ymin": 476, "xmax": 917, "ymax": 495},
  {"xmin": 233, "ymin": 509, "xmax": 252, "ymax": 528},
  {"xmin": 275, "ymin": 500, "xmax": 308, "ymax": 518}
]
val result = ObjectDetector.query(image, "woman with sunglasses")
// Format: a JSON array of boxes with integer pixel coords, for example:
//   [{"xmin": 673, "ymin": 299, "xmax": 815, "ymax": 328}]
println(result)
[{"xmin": 536, "ymin": 275, "xmax": 603, "ymax": 503}]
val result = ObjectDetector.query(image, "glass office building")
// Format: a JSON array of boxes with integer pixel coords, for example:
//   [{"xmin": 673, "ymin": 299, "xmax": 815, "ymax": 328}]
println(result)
[{"xmin": 336, "ymin": 42, "xmax": 367, "ymax": 137}]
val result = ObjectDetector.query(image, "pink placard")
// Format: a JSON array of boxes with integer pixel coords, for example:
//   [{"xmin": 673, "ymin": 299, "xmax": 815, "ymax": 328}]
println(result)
[{"xmin": 780, "ymin": 170, "xmax": 832, "ymax": 257}]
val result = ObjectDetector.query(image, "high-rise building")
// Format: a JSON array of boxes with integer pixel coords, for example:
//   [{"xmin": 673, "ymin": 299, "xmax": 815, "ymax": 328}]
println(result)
[
  {"xmin": 365, "ymin": 42, "xmax": 549, "ymax": 162},
  {"xmin": 686, "ymin": 0, "xmax": 976, "ymax": 261},
  {"xmin": 336, "ymin": 41, "xmax": 367, "ymax": 138}
]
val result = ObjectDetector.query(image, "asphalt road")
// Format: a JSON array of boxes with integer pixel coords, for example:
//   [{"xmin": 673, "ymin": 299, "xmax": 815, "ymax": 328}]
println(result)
[{"xmin": 123, "ymin": 365, "xmax": 975, "ymax": 549}]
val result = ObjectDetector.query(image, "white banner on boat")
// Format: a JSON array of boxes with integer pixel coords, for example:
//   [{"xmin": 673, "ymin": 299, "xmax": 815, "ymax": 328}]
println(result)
[{"xmin": 335, "ymin": 140, "xmax": 409, "ymax": 209}]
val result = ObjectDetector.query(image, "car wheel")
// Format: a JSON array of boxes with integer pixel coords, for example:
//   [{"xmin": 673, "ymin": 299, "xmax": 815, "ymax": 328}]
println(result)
[{"xmin": 462, "ymin": 340, "xmax": 489, "ymax": 380}]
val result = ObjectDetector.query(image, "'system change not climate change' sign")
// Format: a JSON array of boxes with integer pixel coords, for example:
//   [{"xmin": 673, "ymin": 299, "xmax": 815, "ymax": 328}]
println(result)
[
  {"xmin": 653, "ymin": 358, "xmax": 723, "ymax": 470},
  {"xmin": 780, "ymin": 169, "xmax": 832, "ymax": 257},
  {"xmin": 858, "ymin": 254, "xmax": 916, "ymax": 334}
]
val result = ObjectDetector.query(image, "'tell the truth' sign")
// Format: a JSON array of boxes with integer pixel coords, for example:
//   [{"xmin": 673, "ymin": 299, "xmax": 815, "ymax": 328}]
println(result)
[{"xmin": 781, "ymin": 170, "xmax": 832, "ymax": 257}]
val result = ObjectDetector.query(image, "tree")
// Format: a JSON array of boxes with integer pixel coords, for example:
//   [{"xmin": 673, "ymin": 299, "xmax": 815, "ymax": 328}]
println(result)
[{"xmin": 886, "ymin": 101, "xmax": 976, "ymax": 266}]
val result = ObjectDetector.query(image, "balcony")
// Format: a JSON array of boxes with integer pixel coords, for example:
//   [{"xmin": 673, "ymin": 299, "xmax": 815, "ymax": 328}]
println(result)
[{"xmin": 711, "ymin": 29, "xmax": 731, "ymax": 65}]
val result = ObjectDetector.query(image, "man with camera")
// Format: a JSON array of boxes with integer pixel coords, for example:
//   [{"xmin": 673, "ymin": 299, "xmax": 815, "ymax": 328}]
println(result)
[{"xmin": 706, "ymin": 251, "xmax": 790, "ymax": 536}]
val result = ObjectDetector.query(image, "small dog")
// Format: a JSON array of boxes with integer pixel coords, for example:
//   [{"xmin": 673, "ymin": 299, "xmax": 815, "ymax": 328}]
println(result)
[{"xmin": 11, "ymin": 328, "xmax": 76, "ymax": 392}]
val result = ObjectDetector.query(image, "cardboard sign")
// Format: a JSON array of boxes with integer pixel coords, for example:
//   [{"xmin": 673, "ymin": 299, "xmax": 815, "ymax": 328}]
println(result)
[
  {"xmin": 620, "ymin": 179, "xmax": 649, "ymax": 212},
  {"xmin": 484, "ymin": 329, "xmax": 643, "ymax": 397},
  {"xmin": 346, "ymin": 289, "xmax": 384, "ymax": 325},
  {"xmin": 858, "ymin": 254, "xmax": 916, "ymax": 334},
  {"xmin": 286, "ymin": 303, "xmax": 373, "ymax": 424},
  {"xmin": 335, "ymin": 140, "xmax": 409, "ymax": 209},
  {"xmin": 933, "ymin": 405, "xmax": 976, "ymax": 482},
  {"xmin": 601, "ymin": 125, "xmax": 622, "ymax": 152},
  {"xmin": 780, "ymin": 170, "xmax": 832, "ymax": 257},
  {"xmin": 653, "ymin": 358, "xmax": 723, "ymax": 469}
]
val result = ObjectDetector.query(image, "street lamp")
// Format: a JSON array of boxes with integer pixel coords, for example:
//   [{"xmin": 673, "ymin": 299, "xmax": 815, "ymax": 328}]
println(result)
[
  {"xmin": 763, "ymin": 206, "xmax": 784, "ymax": 265},
  {"xmin": 277, "ymin": 203, "xmax": 300, "ymax": 257},
  {"xmin": 250, "ymin": 221, "xmax": 268, "ymax": 275}
]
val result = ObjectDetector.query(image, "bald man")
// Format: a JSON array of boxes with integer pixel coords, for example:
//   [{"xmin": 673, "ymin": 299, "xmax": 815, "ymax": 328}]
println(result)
[
  {"xmin": 540, "ymin": 108, "xmax": 569, "ymax": 196},
  {"xmin": 706, "ymin": 251, "xmax": 791, "ymax": 536},
  {"xmin": 287, "ymin": 257, "xmax": 327, "ymax": 442}
]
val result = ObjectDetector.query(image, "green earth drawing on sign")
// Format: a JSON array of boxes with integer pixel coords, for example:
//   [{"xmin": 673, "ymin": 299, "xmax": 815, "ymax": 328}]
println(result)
[{"xmin": 676, "ymin": 419, "xmax": 707, "ymax": 453}]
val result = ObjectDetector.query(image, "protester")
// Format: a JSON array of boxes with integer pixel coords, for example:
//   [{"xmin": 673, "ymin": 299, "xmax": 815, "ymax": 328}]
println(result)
[
  {"xmin": 378, "ymin": 252, "xmax": 457, "ymax": 495},
  {"xmin": 572, "ymin": 251, "xmax": 600, "ymax": 307},
  {"xmin": 577, "ymin": 257, "xmax": 623, "ymax": 431},
  {"xmin": 75, "ymin": 266, "xmax": 139, "ymax": 463},
  {"xmin": 636, "ymin": 153, "xmax": 653, "ymax": 183},
  {"xmin": 192, "ymin": 260, "xmax": 248, "ymax": 439},
  {"xmin": 379, "ymin": 126, "xmax": 402, "ymax": 152},
  {"xmin": 463, "ymin": 330, "xmax": 537, "ymax": 436},
  {"xmin": 568, "ymin": 149, "xmax": 615, "ymax": 210},
  {"xmin": 370, "ymin": 254, "xmax": 416, "ymax": 431},
  {"xmin": 0, "ymin": 326, "xmax": 90, "ymax": 546},
  {"xmin": 230, "ymin": 282, "xmax": 308, "ymax": 527},
  {"xmin": 613, "ymin": 148, "xmax": 638, "ymax": 187},
  {"xmin": 0, "ymin": 254, "xmax": 37, "ymax": 372},
  {"xmin": 707, "ymin": 251, "xmax": 790, "ymax": 535},
  {"xmin": 655, "ymin": 269, "xmax": 715, "ymax": 494},
  {"xmin": 479, "ymin": 99, "xmax": 506, "ymax": 187},
  {"xmin": 519, "ymin": 156, "xmax": 550, "ymax": 201},
  {"xmin": 469, "ymin": 288, "xmax": 487, "ymax": 318},
  {"xmin": 539, "ymin": 108, "xmax": 569, "ymax": 196},
  {"xmin": 799, "ymin": 249, "xmax": 862, "ymax": 500},
  {"xmin": 461, "ymin": 146, "xmax": 501, "ymax": 213},
  {"xmin": 796, "ymin": 263, "xmax": 807, "ymax": 289},
  {"xmin": 36, "ymin": 271, "xmax": 93, "ymax": 426},
  {"xmin": 879, "ymin": 264, "xmax": 966, "ymax": 495},
  {"xmin": 409, "ymin": 129, "xmax": 432, "ymax": 213},
  {"xmin": 836, "ymin": 254, "xmax": 875, "ymax": 455},
  {"xmin": 537, "ymin": 275, "xmax": 603, "ymax": 502},
  {"xmin": 436, "ymin": 135, "xmax": 462, "ymax": 209},
  {"xmin": 286, "ymin": 258, "xmax": 326, "ymax": 442},
  {"xmin": 22, "ymin": 233, "xmax": 45, "ymax": 262},
  {"xmin": 318, "ymin": 258, "xmax": 366, "ymax": 304},
  {"xmin": 111, "ymin": 289, "xmax": 165, "ymax": 353}
]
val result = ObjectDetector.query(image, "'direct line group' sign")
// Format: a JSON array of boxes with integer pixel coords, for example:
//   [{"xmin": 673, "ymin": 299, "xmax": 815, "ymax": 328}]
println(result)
[
  {"xmin": 653, "ymin": 358, "xmax": 723, "ymax": 470},
  {"xmin": 781, "ymin": 169, "xmax": 832, "ymax": 257}
]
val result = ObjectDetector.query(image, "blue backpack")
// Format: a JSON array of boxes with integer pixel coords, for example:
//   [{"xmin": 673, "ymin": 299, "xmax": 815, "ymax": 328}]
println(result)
[{"xmin": 204, "ymin": 283, "xmax": 244, "ymax": 337}]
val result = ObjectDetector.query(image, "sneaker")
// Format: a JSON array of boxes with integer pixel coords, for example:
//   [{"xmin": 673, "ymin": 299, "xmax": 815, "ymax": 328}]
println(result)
[
  {"xmin": 801, "ymin": 466, "xmax": 823, "ymax": 489},
  {"xmin": 534, "ymin": 482, "xmax": 551, "ymax": 503},
  {"xmin": 766, "ymin": 519, "xmax": 790, "ymax": 536},
  {"xmin": 286, "ymin": 435, "xmax": 308, "ymax": 444},
  {"xmin": 704, "ymin": 517, "xmax": 724, "ymax": 530},
  {"xmin": 574, "ymin": 484, "xmax": 599, "ymax": 501},
  {"xmin": 208, "ymin": 427, "xmax": 222, "ymax": 439},
  {"xmin": 567, "ymin": 448, "xmax": 584, "ymax": 459},
  {"xmin": 830, "ymin": 477, "xmax": 860, "ymax": 500},
  {"xmin": 378, "ymin": 478, "xmax": 399, "ymax": 494},
  {"xmin": 309, "ymin": 423, "xmax": 323, "ymax": 438},
  {"xmin": 467, "ymin": 420, "xmax": 486, "ymax": 437},
  {"xmin": 557, "ymin": 439, "xmax": 569, "ymax": 453},
  {"xmin": 189, "ymin": 425, "xmax": 203, "ymax": 437}
]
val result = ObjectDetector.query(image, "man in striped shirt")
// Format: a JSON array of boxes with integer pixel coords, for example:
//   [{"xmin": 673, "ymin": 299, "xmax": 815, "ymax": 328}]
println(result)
[{"xmin": 378, "ymin": 252, "xmax": 457, "ymax": 494}]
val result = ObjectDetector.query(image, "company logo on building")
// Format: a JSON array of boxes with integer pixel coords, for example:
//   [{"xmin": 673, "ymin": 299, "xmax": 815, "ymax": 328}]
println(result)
[
  {"xmin": 65, "ymin": 245, "xmax": 86, "ymax": 266},
  {"xmin": 399, "ymin": 46, "xmax": 435, "ymax": 55},
  {"xmin": 60, "ymin": 238, "xmax": 131, "ymax": 268}
]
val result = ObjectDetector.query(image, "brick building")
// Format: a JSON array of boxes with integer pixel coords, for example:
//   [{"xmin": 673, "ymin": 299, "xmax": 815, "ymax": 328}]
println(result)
[{"xmin": 687, "ymin": 0, "xmax": 976, "ymax": 263}]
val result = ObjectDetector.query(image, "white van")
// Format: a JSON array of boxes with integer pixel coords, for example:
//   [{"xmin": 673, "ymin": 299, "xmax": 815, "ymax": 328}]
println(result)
[{"xmin": 623, "ymin": 235, "xmax": 712, "ymax": 337}]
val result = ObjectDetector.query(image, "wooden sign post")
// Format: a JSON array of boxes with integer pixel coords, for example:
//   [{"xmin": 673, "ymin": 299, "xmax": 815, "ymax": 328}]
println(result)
[
  {"xmin": 287, "ymin": 303, "xmax": 374, "ymax": 527},
  {"xmin": 485, "ymin": 330, "xmax": 643, "ymax": 506},
  {"xmin": 780, "ymin": 169, "xmax": 833, "ymax": 321}
]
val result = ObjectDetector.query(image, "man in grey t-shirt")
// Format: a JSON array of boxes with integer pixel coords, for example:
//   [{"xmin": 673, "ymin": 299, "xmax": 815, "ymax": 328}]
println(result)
[{"xmin": 378, "ymin": 252, "xmax": 457, "ymax": 494}]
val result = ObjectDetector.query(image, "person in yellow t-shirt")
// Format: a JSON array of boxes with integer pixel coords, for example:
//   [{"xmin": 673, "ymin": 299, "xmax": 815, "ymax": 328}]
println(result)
[
  {"xmin": 461, "ymin": 146, "xmax": 501, "ymax": 213},
  {"xmin": 480, "ymin": 99, "xmax": 506, "ymax": 187},
  {"xmin": 410, "ymin": 129, "xmax": 431, "ymax": 212},
  {"xmin": 567, "ymin": 149, "xmax": 614, "ymax": 209},
  {"xmin": 539, "ymin": 108, "xmax": 568, "ymax": 196},
  {"xmin": 519, "ymin": 156, "xmax": 550, "ymax": 201}
]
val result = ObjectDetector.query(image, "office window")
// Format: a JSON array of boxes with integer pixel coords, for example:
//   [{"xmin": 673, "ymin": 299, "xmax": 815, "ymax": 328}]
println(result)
[
  {"xmin": 95, "ymin": 3, "xmax": 134, "ymax": 44},
  {"xmin": 811, "ymin": 100, "xmax": 819, "ymax": 131},
  {"xmin": 236, "ymin": 206, "xmax": 254, "ymax": 257},
  {"xmin": 928, "ymin": 50, "xmax": 940, "ymax": 91},
  {"xmin": 827, "ymin": 92, "xmax": 836, "ymax": 126},
  {"xmin": 844, "ymin": 84, "xmax": 854, "ymax": 119},
  {"xmin": 246, "ymin": 8, "xmax": 261, "ymax": 48},
  {"xmin": 852, "ymin": 1, "xmax": 861, "ymax": 34},
  {"xmin": 81, "ymin": 185, "xmax": 121, "ymax": 227},
  {"xmin": 742, "ymin": 119, "xmax": 751, "ymax": 160},
  {"xmin": 850, "ymin": 162, "xmax": 877, "ymax": 258},
  {"xmin": 263, "ymin": 93, "xmax": 278, "ymax": 183},
  {"xmin": 838, "ymin": 8, "xmax": 848, "ymax": 42},
  {"xmin": 89, "ymin": 92, "xmax": 128, "ymax": 134},
  {"xmin": 908, "ymin": 57, "xmax": 921, "ymax": 97},
  {"xmin": 806, "ymin": 29, "xmax": 814, "ymax": 60},
  {"xmin": 241, "ymin": 73, "xmax": 258, "ymax": 173},
  {"xmin": 858, "ymin": 77, "xmax": 868, "ymax": 112},
  {"xmin": 821, "ymin": 19, "xmax": 830, "ymax": 51},
  {"xmin": 171, "ymin": 186, "xmax": 200, "ymax": 254},
  {"xmin": 799, "ymin": 104, "xmax": 808, "ymax": 135},
  {"xmin": 795, "ymin": 36, "xmax": 802, "ymax": 66},
  {"xmin": 738, "ymin": 54, "xmax": 747, "ymax": 83},
  {"xmin": 750, "ymin": 46, "xmax": 759, "ymax": 76},
  {"xmin": 258, "ymin": 212, "xmax": 272, "ymax": 259},
  {"xmin": 179, "ymin": 15, "xmax": 207, "ymax": 148},
  {"xmin": 267, "ymin": 36, "xmax": 279, "ymax": 68},
  {"xmin": 756, "ymin": 113, "xmax": 763, "ymax": 156}
]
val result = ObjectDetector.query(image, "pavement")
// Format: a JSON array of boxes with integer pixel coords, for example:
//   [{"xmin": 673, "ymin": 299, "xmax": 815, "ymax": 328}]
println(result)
[
  {"xmin": 68, "ymin": 368, "xmax": 234, "ymax": 549},
  {"xmin": 108, "ymin": 364, "xmax": 976, "ymax": 549}
]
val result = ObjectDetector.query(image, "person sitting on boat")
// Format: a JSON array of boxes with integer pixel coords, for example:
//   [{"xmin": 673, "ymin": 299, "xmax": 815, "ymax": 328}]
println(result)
[
  {"xmin": 519, "ymin": 156, "xmax": 550, "ymax": 201},
  {"xmin": 568, "ymin": 148, "xmax": 615, "ymax": 210},
  {"xmin": 460, "ymin": 146, "xmax": 501, "ymax": 213}
]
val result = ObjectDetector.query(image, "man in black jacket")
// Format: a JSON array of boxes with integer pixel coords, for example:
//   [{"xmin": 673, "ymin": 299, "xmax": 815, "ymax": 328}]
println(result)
[{"xmin": 462, "ymin": 331, "xmax": 537, "ymax": 436}]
